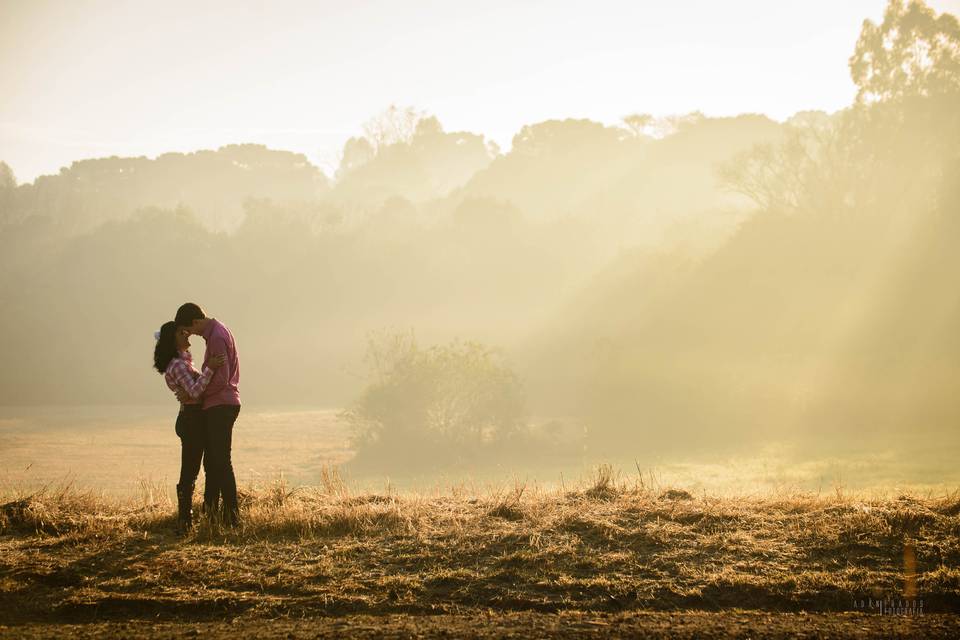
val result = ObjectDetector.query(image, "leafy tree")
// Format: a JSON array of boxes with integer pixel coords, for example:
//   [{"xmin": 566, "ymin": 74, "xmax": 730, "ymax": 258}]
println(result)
[
  {"xmin": 0, "ymin": 161, "xmax": 16, "ymax": 222},
  {"xmin": 413, "ymin": 115, "xmax": 443, "ymax": 139},
  {"xmin": 511, "ymin": 118, "xmax": 624, "ymax": 157},
  {"xmin": 361, "ymin": 104, "xmax": 426, "ymax": 152},
  {"xmin": 845, "ymin": 0, "xmax": 960, "ymax": 212},
  {"xmin": 340, "ymin": 330, "xmax": 527, "ymax": 464},
  {"xmin": 0, "ymin": 161, "xmax": 15, "ymax": 191},
  {"xmin": 719, "ymin": 1, "xmax": 960, "ymax": 216},
  {"xmin": 622, "ymin": 113, "xmax": 653, "ymax": 138},
  {"xmin": 716, "ymin": 115, "xmax": 857, "ymax": 215},
  {"xmin": 451, "ymin": 196, "xmax": 522, "ymax": 234},
  {"xmin": 334, "ymin": 111, "xmax": 496, "ymax": 204},
  {"xmin": 2, "ymin": 145, "xmax": 329, "ymax": 233},
  {"xmin": 850, "ymin": 0, "xmax": 960, "ymax": 104},
  {"xmin": 337, "ymin": 136, "xmax": 375, "ymax": 179}
]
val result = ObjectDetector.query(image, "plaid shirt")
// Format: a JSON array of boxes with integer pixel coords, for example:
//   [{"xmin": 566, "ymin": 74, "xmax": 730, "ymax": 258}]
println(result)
[{"xmin": 164, "ymin": 350, "xmax": 214, "ymax": 405}]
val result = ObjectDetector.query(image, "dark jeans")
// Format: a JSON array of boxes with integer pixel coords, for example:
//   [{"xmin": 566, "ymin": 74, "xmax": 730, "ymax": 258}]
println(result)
[
  {"xmin": 175, "ymin": 405, "xmax": 205, "ymax": 489},
  {"xmin": 203, "ymin": 404, "xmax": 241, "ymax": 522}
]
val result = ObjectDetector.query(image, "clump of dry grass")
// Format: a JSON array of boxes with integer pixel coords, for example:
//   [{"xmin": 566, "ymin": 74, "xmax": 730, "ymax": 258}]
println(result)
[
  {"xmin": 1, "ymin": 467, "xmax": 958, "ymax": 624},
  {"xmin": 487, "ymin": 482, "xmax": 527, "ymax": 521},
  {"xmin": 583, "ymin": 464, "xmax": 620, "ymax": 500},
  {"xmin": 0, "ymin": 483, "xmax": 147, "ymax": 537}
]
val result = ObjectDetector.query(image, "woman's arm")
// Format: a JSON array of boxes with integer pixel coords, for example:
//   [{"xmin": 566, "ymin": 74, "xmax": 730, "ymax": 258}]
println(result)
[{"xmin": 170, "ymin": 358, "xmax": 215, "ymax": 401}]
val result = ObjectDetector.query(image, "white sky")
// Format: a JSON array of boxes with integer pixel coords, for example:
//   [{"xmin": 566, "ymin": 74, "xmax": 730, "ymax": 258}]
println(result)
[{"xmin": 2, "ymin": 0, "xmax": 959, "ymax": 183}]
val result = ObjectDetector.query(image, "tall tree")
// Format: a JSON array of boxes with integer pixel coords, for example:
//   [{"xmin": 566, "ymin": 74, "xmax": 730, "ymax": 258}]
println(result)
[
  {"xmin": 622, "ymin": 113, "xmax": 653, "ymax": 138},
  {"xmin": 0, "ymin": 161, "xmax": 15, "ymax": 190},
  {"xmin": 0, "ymin": 161, "xmax": 16, "ymax": 221},
  {"xmin": 849, "ymin": 0, "xmax": 960, "ymax": 104},
  {"xmin": 361, "ymin": 104, "xmax": 426, "ymax": 152}
]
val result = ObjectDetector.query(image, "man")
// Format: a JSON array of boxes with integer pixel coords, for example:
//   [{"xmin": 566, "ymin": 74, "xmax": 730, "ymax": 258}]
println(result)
[{"xmin": 174, "ymin": 302, "xmax": 242, "ymax": 526}]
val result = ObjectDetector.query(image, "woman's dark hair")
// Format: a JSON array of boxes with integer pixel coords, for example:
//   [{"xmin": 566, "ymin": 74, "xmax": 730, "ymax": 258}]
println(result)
[{"xmin": 153, "ymin": 321, "xmax": 179, "ymax": 374}]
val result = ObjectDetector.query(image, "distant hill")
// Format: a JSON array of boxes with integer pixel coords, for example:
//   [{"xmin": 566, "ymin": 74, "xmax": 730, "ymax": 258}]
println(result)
[{"xmin": 0, "ymin": 144, "xmax": 329, "ymax": 233}]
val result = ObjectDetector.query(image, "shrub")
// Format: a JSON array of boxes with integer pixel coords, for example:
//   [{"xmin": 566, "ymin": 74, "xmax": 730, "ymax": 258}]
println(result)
[{"xmin": 339, "ymin": 329, "xmax": 527, "ymax": 470}]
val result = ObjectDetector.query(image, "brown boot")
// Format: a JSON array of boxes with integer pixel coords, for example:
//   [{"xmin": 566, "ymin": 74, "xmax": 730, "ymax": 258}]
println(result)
[{"xmin": 176, "ymin": 483, "xmax": 194, "ymax": 535}]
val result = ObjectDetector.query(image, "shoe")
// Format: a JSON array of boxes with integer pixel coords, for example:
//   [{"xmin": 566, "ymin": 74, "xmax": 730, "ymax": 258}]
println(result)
[
  {"xmin": 175, "ymin": 482, "xmax": 195, "ymax": 535},
  {"xmin": 224, "ymin": 506, "xmax": 240, "ymax": 529}
]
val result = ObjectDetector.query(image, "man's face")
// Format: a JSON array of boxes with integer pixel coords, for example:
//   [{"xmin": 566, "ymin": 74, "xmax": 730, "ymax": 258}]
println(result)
[{"xmin": 189, "ymin": 318, "xmax": 205, "ymax": 335}]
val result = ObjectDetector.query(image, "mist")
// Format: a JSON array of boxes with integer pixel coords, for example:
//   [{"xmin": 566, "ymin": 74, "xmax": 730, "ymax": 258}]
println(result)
[{"xmin": 1, "ymin": 0, "xmax": 958, "ymax": 491}]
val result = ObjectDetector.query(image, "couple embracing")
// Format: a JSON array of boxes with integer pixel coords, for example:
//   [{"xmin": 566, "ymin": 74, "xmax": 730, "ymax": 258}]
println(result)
[{"xmin": 152, "ymin": 302, "xmax": 241, "ymax": 533}]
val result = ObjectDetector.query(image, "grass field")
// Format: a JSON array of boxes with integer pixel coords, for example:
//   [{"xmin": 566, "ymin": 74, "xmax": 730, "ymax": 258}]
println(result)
[
  {"xmin": 2, "ymin": 407, "xmax": 959, "ymax": 637},
  {"xmin": 3, "ymin": 405, "xmax": 960, "ymax": 497},
  {"xmin": 2, "ymin": 467, "xmax": 960, "ymax": 637},
  {"xmin": 0, "ymin": 406, "xmax": 351, "ymax": 495}
]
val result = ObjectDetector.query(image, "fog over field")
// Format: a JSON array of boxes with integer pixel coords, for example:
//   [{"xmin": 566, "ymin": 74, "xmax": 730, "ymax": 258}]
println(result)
[
  {"xmin": 1, "ymin": 0, "xmax": 959, "ymax": 494},
  {"xmin": 5, "ymin": 3, "xmax": 960, "ymax": 638}
]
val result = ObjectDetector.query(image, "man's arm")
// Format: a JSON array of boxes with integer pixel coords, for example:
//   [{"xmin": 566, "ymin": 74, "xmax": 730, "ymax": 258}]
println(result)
[{"xmin": 202, "ymin": 334, "xmax": 231, "ymax": 399}]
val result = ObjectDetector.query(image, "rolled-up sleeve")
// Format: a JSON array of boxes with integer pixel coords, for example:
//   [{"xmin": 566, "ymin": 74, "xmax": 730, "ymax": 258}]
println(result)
[{"xmin": 171, "ymin": 359, "xmax": 215, "ymax": 400}]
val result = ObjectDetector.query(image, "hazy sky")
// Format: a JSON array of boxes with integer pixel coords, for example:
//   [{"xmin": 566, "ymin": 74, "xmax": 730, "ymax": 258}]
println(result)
[{"xmin": 2, "ymin": 0, "xmax": 959, "ymax": 183}]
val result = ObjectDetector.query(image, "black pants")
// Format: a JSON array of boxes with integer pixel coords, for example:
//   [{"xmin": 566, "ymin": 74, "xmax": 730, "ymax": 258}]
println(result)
[
  {"xmin": 203, "ymin": 404, "xmax": 241, "ymax": 521},
  {"xmin": 176, "ymin": 405, "xmax": 205, "ymax": 488}
]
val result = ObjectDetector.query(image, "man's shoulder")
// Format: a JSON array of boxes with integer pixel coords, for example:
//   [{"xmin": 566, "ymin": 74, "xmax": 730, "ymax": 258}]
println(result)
[{"xmin": 209, "ymin": 318, "xmax": 236, "ymax": 343}]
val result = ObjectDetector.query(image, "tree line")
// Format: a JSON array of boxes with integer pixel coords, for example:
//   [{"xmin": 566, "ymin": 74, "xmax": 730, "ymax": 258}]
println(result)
[{"xmin": 1, "ymin": 0, "xmax": 956, "ymax": 470}]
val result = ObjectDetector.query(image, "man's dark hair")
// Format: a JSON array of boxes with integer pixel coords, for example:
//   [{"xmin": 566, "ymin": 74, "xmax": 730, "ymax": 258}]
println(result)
[
  {"xmin": 153, "ymin": 321, "xmax": 179, "ymax": 374},
  {"xmin": 174, "ymin": 302, "xmax": 206, "ymax": 328}
]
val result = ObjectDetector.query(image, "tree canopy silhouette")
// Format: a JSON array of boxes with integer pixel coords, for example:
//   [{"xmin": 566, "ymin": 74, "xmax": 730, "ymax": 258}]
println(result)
[{"xmin": 850, "ymin": 0, "xmax": 960, "ymax": 103}]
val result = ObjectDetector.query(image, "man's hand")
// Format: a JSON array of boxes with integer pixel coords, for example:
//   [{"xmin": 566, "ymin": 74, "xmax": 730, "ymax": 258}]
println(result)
[{"xmin": 174, "ymin": 387, "xmax": 192, "ymax": 404}]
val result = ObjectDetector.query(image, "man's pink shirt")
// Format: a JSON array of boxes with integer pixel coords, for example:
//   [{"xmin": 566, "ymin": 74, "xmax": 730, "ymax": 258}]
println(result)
[{"xmin": 200, "ymin": 318, "xmax": 241, "ymax": 410}]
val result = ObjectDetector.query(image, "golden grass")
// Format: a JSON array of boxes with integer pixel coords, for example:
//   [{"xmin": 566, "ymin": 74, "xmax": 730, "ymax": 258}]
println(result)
[{"xmin": 1, "ymin": 465, "xmax": 958, "ymax": 624}]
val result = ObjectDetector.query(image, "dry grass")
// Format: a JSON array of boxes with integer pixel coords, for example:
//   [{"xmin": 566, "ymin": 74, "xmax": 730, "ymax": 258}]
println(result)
[{"xmin": 1, "ymin": 465, "xmax": 959, "ymax": 625}]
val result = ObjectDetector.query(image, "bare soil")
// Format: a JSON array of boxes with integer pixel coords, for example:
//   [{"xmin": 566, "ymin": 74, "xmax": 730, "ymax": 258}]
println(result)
[{"xmin": 2, "ymin": 611, "xmax": 959, "ymax": 639}]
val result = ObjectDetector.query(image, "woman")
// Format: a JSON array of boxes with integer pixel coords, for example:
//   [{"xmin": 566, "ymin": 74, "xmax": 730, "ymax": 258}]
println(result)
[{"xmin": 153, "ymin": 320, "xmax": 225, "ymax": 534}]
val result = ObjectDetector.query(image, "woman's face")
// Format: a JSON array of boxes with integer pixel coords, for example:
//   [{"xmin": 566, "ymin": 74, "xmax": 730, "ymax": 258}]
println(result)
[{"xmin": 175, "ymin": 327, "xmax": 191, "ymax": 352}]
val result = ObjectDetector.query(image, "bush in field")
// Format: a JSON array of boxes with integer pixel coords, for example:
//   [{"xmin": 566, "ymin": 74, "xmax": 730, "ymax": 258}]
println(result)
[{"xmin": 340, "ymin": 329, "xmax": 527, "ymax": 469}]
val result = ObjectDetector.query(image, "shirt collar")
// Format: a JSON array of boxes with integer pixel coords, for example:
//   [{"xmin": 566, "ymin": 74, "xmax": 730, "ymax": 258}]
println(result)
[{"xmin": 179, "ymin": 349, "xmax": 192, "ymax": 362}]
